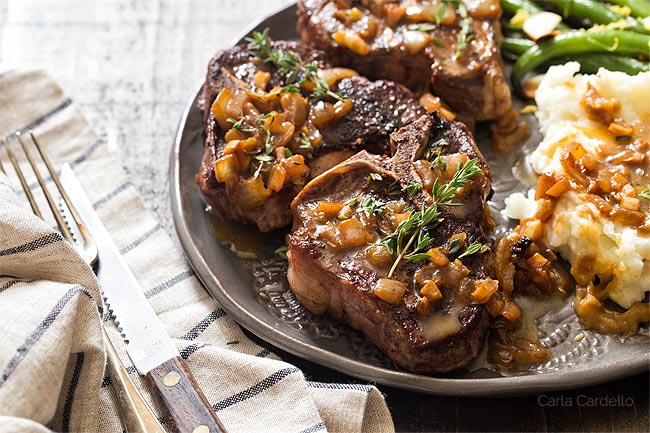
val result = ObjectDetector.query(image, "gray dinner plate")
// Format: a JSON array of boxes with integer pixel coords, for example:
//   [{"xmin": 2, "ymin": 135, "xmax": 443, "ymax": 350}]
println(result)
[{"xmin": 170, "ymin": 3, "xmax": 649, "ymax": 396}]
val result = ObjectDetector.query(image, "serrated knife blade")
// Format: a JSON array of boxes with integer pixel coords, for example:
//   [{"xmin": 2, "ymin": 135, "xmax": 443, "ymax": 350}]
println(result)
[
  {"xmin": 59, "ymin": 164, "xmax": 178, "ymax": 374},
  {"xmin": 60, "ymin": 164, "xmax": 228, "ymax": 433}
]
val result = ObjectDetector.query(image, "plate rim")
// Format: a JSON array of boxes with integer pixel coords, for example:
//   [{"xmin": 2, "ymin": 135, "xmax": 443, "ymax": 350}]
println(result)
[{"xmin": 169, "ymin": 1, "xmax": 649, "ymax": 396}]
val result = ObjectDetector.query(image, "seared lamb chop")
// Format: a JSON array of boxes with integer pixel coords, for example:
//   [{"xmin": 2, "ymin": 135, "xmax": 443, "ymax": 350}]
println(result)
[
  {"xmin": 197, "ymin": 40, "xmax": 425, "ymax": 232},
  {"xmin": 287, "ymin": 113, "xmax": 496, "ymax": 373},
  {"xmin": 297, "ymin": 0, "xmax": 512, "ymax": 125}
]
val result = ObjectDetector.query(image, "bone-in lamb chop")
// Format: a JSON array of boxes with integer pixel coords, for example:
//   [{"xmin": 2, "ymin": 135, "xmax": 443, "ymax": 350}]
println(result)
[
  {"xmin": 297, "ymin": 0, "xmax": 513, "ymax": 128},
  {"xmin": 196, "ymin": 38, "xmax": 425, "ymax": 232},
  {"xmin": 287, "ymin": 113, "xmax": 499, "ymax": 373}
]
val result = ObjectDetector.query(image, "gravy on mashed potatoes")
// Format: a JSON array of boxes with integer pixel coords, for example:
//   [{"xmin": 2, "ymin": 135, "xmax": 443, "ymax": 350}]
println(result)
[{"xmin": 505, "ymin": 62, "xmax": 650, "ymax": 335}]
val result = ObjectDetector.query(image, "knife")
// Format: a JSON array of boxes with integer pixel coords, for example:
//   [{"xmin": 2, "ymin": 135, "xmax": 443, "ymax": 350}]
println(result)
[{"xmin": 60, "ymin": 164, "xmax": 228, "ymax": 433}]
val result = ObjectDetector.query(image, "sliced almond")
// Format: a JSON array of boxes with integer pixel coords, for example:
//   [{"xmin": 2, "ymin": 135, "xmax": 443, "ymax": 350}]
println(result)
[{"xmin": 522, "ymin": 12, "xmax": 562, "ymax": 41}]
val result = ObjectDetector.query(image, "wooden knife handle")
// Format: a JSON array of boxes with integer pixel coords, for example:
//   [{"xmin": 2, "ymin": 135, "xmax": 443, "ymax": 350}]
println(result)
[
  {"xmin": 103, "ymin": 328, "xmax": 166, "ymax": 433},
  {"xmin": 148, "ymin": 356, "xmax": 228, "ymax": 433}
]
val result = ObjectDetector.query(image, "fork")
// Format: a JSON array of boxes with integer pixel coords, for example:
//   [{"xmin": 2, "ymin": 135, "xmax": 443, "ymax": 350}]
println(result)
[{"xmin": 1, "ymin": 132, "xmax": 165, "ymax": 433}]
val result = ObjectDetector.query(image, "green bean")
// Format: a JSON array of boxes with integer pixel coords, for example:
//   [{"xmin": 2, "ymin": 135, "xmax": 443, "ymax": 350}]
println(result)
[
  {"xmin": 502, "ymin": 22, "xmax": 524, "ymax": 32},
  {"xmin": 511, "ymin": 30, "xmax": 650, "ymax": 93},
  {"xmin": 500, "ymin": 0, "xmax": 569, "ymax": 29},
  {"xmin": 502, "ymin": 37, "xmax": 535, "ymax": 55},
  {"xmin": 501, "ymin": 0, "xmax": 543, "ymax": 16},
  {"xmin": 607, "ymin": 0, "xmax": 650, "ymax": 19},
  {"xmin": 548, "ymin": 53, "xmax": 650, "ymax": 75},
  {"xmin": 539, "ymin": 0, "xmax": 646, "ymax": 34}
]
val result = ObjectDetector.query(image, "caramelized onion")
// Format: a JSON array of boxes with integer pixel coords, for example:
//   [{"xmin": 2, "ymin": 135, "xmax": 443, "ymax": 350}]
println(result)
[{"xmin": 373, "ymin": 278, "xmax": 407, "ymax": 305}]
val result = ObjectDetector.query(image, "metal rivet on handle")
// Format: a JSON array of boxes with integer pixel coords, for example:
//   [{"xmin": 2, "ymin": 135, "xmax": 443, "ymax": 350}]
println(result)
[
  {"xmin": 193, "ymin": 425, "xmax": 210, "ymax": 433},
  {"xmin": 163, "ymin": 371, "xmax": 181, "ymax": 387}
]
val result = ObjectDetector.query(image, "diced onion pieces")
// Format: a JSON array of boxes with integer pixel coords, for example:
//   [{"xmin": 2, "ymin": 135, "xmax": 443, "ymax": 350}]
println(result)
[
  {"xmin": 420, "ymin": 280, "xmax": 443, "ymax": 304},
  {"xmin": 338, "ymin": 218, "xmax": 373, "ymax": 247},
  {"xmin": 237, "ymin": 176, "xmax": 271, "ymax": 210},
  {"xmin": 311, "ymin": 99, "xmax": 354, "ymax": 127},
  {"xmin": 620, "ymin": 196, "xmax": 640, "ymax": 211},
  {"xmin": 267, "ymin": 164, "xmax": 286, "ymax": 192},
  {"xmin": 280, "ymin": 92, "xmax": 308, "ymax": 127},
  {"xmin": 520, "ymin": 218, "xmax": 543, "ymax": 240},
  {"xmin": 522, "ymin": 12, "xmax": 562, "ymax": 41},
  {"xmin": 373, "ymin": 278, "xmax": 407, "ymax": 304},
  {"xmin": 471, "ymin": 278, "xmax": 499, "ymax": 304},
  {"xmin": 332, "ymin": 30, "xmax": 370, "ymax": 55},
  {"xmin": 385, "ymin": 4, "xmax": 405, "ymax": 27},
  {"xmin": 419, "ymin": 93, "xmax": 442, "ymax": 112},
  {"xmin": 212, "ymin": 88, "xmax": 233, "ymax": 130},
  {"xmin": 366, "ymin": 244, "xmax": 393, "ymax": 267},
  {"xmin": 282, "ymin": 154, "xmax": 307, "ymax": 178},
  {"xmin": 404, "ymin": 4, "xmax": 456, "ymax": 25},
  {"xmin": 316, "ymin": 201, "xmax": 345, "ymax": 218},
  {"xmin": 526, "ymin": 252, "xmax": 548, "ymax": 269},
  {"xmin": 319, "ymin": 67, "xmax": 359, "ymax": 88},
  {"xmin": 253, "ymin": 71, "xmax": 271, "ymax": 91},
  {"xmin": 404, "ymin": 30, "xmax": 432, "ymax": 54},
  {"xmin": 214, "ymin": 154, "xmax": 238, "ymax": 183},
  {"xmin": 545, "ymin": 177, "xmax": 570, "ymax": 197},
  {"xmin": 426, "ymin": 247, "xmax": 450, "ymax": 266}
]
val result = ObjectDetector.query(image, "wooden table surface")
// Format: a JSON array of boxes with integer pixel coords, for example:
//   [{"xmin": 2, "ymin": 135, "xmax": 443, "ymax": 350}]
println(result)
[{"xmin": 1, "ymin": 1, "xmax": 648, "ymax": 431}]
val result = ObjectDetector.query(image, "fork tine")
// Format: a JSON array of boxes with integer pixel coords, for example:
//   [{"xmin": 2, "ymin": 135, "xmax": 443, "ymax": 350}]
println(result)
[
  {"xmin": 30, "ymin": 132, "xmax": 98, "ymax": 265},
  {"xmin": 15, "ymin": 132, "xmax": 74, "ymax": 242},
  {"xmin": 2, "ymin": 136, "xmax": 44, "ymax": 219}
]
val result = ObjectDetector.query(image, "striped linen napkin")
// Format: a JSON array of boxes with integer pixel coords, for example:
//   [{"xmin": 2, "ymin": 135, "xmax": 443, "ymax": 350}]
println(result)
[{"xmin": 0, "ymin": 69, "xmax": 394, "ymax": 433}]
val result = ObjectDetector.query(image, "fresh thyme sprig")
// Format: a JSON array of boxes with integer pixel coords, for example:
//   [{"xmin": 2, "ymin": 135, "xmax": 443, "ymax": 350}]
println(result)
[
  {"xmin": 227, "ymin": 117, "xmax": 255, "ymax": 133},
  {"xmin": 298, "ymin": 131, "xmax": 313, "ymax": 150},
  {"xmin": 360, "ymin": 195, "xmax": 388, "ymax": 218},
  {"xmin": 249, "ymin": 28, "xmax": 347, "ymax": 102},
  {"xmin": 408, "ymin": 23, "xmax": 437, "ymax": 32},
  {"xmin": 267, "ymin": 48, "xmax": 348, "ymax": 102},
  {"xmin": 424, "ymin": 138, "xmax": 446, "ymax": 161},
  {"xmin": 455, "ymin": 2, "xmax": 473, "ymax": 59},
  {"xmin": 403, "ymin": 182, "xmax": 421, "ymax": 199},
  {"xmin": 431, "ymin": 158, "xmax": 481, "ymax": 205},
  {"xmin": 382, "ymin": 158, "xmax": 482, "ymax": 278},
  {"xmin": 436, "ymin": 2, "xmax": 448, "ymax": 25},
  {"xmin": 245, "ymin": 28, "xmax": 271, "ymax": 59},
  {"xmin": 383, "ymin": 203, "xmax": 440, "ymax": 277}
]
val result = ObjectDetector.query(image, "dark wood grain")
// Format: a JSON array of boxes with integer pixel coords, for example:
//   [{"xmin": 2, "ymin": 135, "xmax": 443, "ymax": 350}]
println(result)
[{"xmin": 147, "ymin": 357, "xmax": 228, "ymax": 433}]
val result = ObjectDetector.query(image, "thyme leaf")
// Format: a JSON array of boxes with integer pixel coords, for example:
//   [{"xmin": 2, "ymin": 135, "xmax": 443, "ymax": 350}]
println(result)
[
  {"xmin": 455, "ymin": 2, "xmax": 473, "ymax": 59},
  {"xmin": 360, "ymin": 195, "xmax": 388, "ymax": 217},
  {"xmin": 447, "ymin": 237, "xmax": 463, "ymax": 255},
  {"xmin": 458, "ymin": 242, "xmax": 483, "ymax": 258},
  {"xmin": 275, "ymin": 245, "xmax": 288, "ymax": 260},
  {"xmin": 227, "ymin": 117, "xmax": 255, "ymax": 133},
  {"xmin": 403, "ymin": 182, "xmax": 421, "ymax": 199},
  {"xmin": 298, "ymin": 132, "xmax": 312, "ymax": 150},
  {"xmin": 265, "ymin": 47, "xmax": 347, "ymax": 101},
  {"xmin": 639, "ymin": 186, "xmax": 650, "ymax": 200},
  {"xmin": 383, "ymin": 158, "xmax": 482, "ymax": 277},
  {"xmin": 408, "ymin": 23, "xmax": 437, "ymax": 32},
  {"xmin": 245, "ymin": 28, "xmax": 271, "ymax": 59}
]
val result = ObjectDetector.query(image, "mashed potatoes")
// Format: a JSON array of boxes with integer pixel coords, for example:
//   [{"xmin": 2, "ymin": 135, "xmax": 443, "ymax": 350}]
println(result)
[{"xmin": 505, "ymin": 62, "xmax": 650, "ymax": 311}]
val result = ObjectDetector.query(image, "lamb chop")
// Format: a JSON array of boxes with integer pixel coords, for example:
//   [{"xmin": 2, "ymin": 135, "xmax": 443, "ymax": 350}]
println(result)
[
  {"xmin": 297, "ymin": 0, "xmax": 513, "ymax": 126},
  {"xmin": 287, "ymin": 113, "xmax": 497, "ymax": 373},
  {"xmin": 196, "ymin": 38, "xmax": 425, "ymax": 232}
]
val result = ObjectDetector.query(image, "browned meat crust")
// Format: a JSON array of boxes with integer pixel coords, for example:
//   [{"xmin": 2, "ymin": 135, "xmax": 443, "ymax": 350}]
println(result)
[
  {"xmin": 297, "ymin": 0, "xmax": 512, "ymax": 123},
  {"xmin": 288, "ymin": 113, "xmax": 495, "ymax": 373},
  {"xmin": 196, "ymin": 40, "xmax": 425, "ymax": 232}
]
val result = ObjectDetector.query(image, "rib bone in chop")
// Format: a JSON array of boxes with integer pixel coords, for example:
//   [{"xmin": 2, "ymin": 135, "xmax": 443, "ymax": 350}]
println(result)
[{"xmin": 287, "ymin": 113, "xmax": 497, "ymax": 373}]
